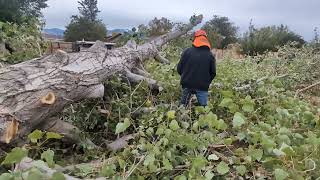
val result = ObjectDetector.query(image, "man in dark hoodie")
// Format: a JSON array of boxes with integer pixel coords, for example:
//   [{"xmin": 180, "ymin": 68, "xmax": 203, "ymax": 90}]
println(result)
[{"xmin": 177, "ymin": 29, "xmax": 216, "ymax": 107}]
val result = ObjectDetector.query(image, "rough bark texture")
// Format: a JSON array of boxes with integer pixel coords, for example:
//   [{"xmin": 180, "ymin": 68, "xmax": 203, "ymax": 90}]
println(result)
[{"xmin": 0, "ymin": 15, "xmax": 203, "ymax": 145}]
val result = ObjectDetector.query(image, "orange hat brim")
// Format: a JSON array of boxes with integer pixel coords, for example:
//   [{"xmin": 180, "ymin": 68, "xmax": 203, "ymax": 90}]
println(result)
[{"xmin": 193, "ymin": 36, "xmax": 211, "ymax": 49}]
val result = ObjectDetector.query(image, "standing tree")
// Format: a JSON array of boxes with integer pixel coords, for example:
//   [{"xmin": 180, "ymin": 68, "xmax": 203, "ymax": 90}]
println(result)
[
  {"xmin": 311, "ymin": 27, "xmax": 320, "ymax": 48},
  {"xmin": 64, "ymin": 0, "xmax": 107, "ymax": 42},
  {"xmin": 78, "ymin": 0, "xmax": 100, "ymax": 22},
  {"xmin": 241, "ymin": 23, "xmax": 305, "ymax": 55},
  {"xmin": 148, "ymin": 17, "xmax": 173, "ymax": 36},
  {"xmin": 202, "ymin": 15, "xmax": 238, "ymax": 49}
]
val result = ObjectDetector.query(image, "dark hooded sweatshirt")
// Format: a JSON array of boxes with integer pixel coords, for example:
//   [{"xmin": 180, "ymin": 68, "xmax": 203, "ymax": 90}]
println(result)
[{"xmin": 177, "ymin": 46, "xmax": 216, "ymax": 91}]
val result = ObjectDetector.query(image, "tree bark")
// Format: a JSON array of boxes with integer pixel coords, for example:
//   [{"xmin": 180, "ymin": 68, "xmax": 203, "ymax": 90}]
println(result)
[{"xmin": 0, "ymin": 15, "xmax": 203, "ymax": 144}]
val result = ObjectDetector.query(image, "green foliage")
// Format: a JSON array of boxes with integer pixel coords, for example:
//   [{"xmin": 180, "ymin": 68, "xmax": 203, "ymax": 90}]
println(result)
[
  {"xmin": 51, "ymin": 172, "xmax": 66, "ymax": 180},
  {"xmin": 274, "ymin": 168, "xmax": 289, "ymax": 180},
  {"xmin": 202, "ymin": 15, "xmax": 238, "ymax": 49},
  {"xmin": 232, "ymin": 112, "xmax": 246, "ymax": 128},
  {"xmin": 28, "ymin": 129, "xmax": 44, "ymax": 143},
  {"xmin": 41, "ymin": 149, "xmax": 55, "ymax": 168},
  {"xmin": 241, "ymin": 23, "xmax": 305, "ymax": 55},
  {"xmin": 64, "ymin": 0, "xmax": 107, "ymax": 42},
  {"xmin": 1, "ymin": 147, "xmax": 28, "ymax": 165},
  {"xmin": 64, "ymin": 16, "xmax": 107, "ymax": 42},
  {"xmin": 115, "ymin": 118, "xmax": 131, "ymax": 134},
  {"xmin": 1, "ymin": 35, "xmax": 320, "ymax": 179},
  {"xmin": 216, "ymin": 161, "xmax": 230, "ymax": 175},
  {"xmin": 78, "ymin": 0, "xmax": 100, "ymax": 22},
  {"xmin": 0, "ymin": 19, "xmax": 46, "ymax": 64},
  {"xmin": 46, "ymin": 132, "xmax": 63, "ymax": 140},
  {"xmin": 0, "ymin": 0, "xmax": 48, "ymax": 24},
  {"xmin": 148, "ymin": 17, "xmax": 173, "ymax": 36}
]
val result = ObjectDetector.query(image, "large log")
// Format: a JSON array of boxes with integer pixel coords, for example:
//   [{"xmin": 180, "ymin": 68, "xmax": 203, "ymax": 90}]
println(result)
[{"xmin": 0, "ymin": 15, "xmax": 203, "ymax": 145}]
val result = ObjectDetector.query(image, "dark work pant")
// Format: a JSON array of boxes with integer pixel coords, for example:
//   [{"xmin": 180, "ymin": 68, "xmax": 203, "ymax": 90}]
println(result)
[{"xmin": 180, "ymin": 88, "xmax": 209, "ymax": 107}]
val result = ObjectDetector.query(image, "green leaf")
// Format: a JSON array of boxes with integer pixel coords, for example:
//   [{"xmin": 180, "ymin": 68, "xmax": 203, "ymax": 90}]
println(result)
[
  {"xmin": 241, "ymin": 96, "xmax": 255, "ymax": 112},
  {"xmin": 167, "ymin": 110, "xmax": 176, "ymax": 120},
  {"xmin": 273, "ymin": 149, "xmax": 285, "ymax": 157},
  {"xmin": 303, "ymin": 111, "xmax": 315, "ymax": 122},
  {"xmin": 0, "ymin": 173, "xmax": 14, "ymax": 180},
  {"xmin": 169, "ymin": 120, "xmax": 179, "ymax": 131},
  {"xmin": 174, "ymin": 175, "xmax": 187, "ymax": 180},
  {"xmin": 41, "ymin": 149, "xmax": 55, "ymax": 168},
  {"xmin": 205, "ymin": 171, "xmax": 214, "ymax": 180},
  {"xmin": 143, "ymin": 154, "xmax": 155, "ymax": 166},
  {"xmin": 192, "ymin": 156, "xmax": 207, "ymax": 171},
  {"xmin": 27, "ymin": 168, "xmax": 43, "ymax": 180},
  {"xmin": 248, "ymin": 148, "xmax": 263, "ymax": 162},
  {"xmin": 219, "ymin": 98, "xmax": 233, "ymax": 107},
  {"xmin": 280, "ymin": 143, "xmax": 295, "ymax": 156},
  {"xmin": 51, "ymin": 172, "xmax": 66, "ymax": 180},
  {"xmin": 162, "ymin": 158, "xmax": 173, "ymax": 170},
  {"xmin": 28, "ymin": 130, "xmax": 44, "ymax": 143},
  {"xmin": 46, "ymin": 132, "xmax": 63, "ymax": 140},
  {"xmin": 232, "ymin": 112, "xmax": 246, "ymax": 128},
  {"xmin": 156, "ymin": 127, "xmax": 164, "ymax": 135},
  {"xmin": 274, "ymin": 169, "xmax": 289, "ymax": 180},
  {"xmin": 242, "ymin": 103, "xmax": 254, "ymax": 112},
  {"xmin": 217, "ymin": 119, "xmax": 228, "ymax": 130},
  {"xmin": 208, "ymin": 154, "xmax": 219, "ymax": 161},
  {"xmin": 216, "ymin": 161, "xmax": 230, "ymax": 175},
  {"xmin": 221, "ymin": 90, "xmax": 234, "ymax": 98},
  {"xmin": 236, "ymin": 165, "xmax": 247, "ymax": 176},
  {"xmin": 74, "ymin": 164, "xmax": 95, "ymax": 177},
  {"xmin": 115, "ymin": 118, "xmax": 131, "ymax": 134},
  {"xmin": 2, "ymin": 147, "xmax": 28, "ymax": 165},
  {"xmin": 100, "ymin": 164, "xmax": 116, "ymax": 177}
]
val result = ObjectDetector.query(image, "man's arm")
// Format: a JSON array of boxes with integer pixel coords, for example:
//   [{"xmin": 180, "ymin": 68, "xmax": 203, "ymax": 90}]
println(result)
[
  {"xmin": 210, "ymin": 54, "xmax": 216, "ymax": 80},
  {"xmin": 177, "ymin": 49, "xmax": 188, "ymax": 75}
]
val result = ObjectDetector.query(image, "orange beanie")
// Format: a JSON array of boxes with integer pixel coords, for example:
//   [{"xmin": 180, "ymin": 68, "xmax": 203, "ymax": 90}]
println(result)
[{"xmin": 193, "ymin": 30, "xmax": 211, "ymax": 49}]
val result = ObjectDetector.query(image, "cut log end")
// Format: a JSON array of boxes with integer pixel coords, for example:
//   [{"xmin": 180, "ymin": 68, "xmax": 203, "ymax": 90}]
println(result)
[
  {"xmin": 1, "ymin": 118, "xmax": 19, "ymax": 144},
  {"xmin": 40, "ymin": 92, "xmax": 56, "ymax": 105}
]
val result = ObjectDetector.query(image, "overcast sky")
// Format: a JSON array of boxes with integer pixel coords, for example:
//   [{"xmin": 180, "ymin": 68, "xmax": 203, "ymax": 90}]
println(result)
[{"xmin": 43, "ymin": 0, "xmax": 320, "ymax": 41}]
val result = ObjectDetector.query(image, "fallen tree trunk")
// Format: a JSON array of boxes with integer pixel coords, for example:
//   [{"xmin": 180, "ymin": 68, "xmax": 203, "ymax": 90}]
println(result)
[{"xmin": 0, "ymin": 15, "xmax": 203, "ymax": 145}]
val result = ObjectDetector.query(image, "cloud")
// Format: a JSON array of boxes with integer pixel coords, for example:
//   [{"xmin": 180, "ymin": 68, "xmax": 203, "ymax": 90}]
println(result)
[{"xmin": 43, "ymin": 0, "xmax": 320, "ymax": 40}]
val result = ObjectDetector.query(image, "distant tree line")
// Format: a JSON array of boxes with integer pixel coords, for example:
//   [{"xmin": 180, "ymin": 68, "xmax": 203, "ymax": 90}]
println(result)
[
  {"xmin": 120, "ymin": 14, "xmax": 308, "ymax": 56},
  {"xmin": 0, "ymin": 0, "xmax": 315, "ymax": 56},
  {"xmin": 200, "ymin": 15, "xmax": 306, "ymax": 55}
]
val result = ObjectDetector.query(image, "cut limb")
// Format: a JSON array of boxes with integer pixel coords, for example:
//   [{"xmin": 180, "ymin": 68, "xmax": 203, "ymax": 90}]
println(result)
[
  {"xmin": 40, "ymin": 118, "xmax": 97, "ymax": 148},
  {"xmin": 0, "ymin": 15, "xmax": 203, "ymax": 144},
  {"xmin": 155, "ymin": 54, "xmax": 170, "ymax": 64},
  {"xmin": 295, "ymin": 81, "xmax": 320, "ymax": 98},
  {"xmin": 15, "ymin": 157, "xmax": 106, "ymax": 180},
  {"xmin": 106, "ymin": 133, "xmax": 137, "ymax": 151},
  {"xmin": 125, "ymin": 69, "xmax": 163, "ymax": 91}
]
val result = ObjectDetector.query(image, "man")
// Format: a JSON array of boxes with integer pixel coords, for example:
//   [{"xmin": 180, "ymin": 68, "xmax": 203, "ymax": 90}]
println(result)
[{"xmin": 177, "ymin": 29, "xmax": 216, "ymax": 107}]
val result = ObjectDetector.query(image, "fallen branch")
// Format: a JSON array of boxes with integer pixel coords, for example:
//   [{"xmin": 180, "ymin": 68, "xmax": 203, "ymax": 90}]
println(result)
[
  {"xmin": 57, "ymin": 157, "xmax": 117, "ymax": 173},
  {"xmin": 208, "ymin": 144, "xmax": 234, "ymax": 149},
  {"xmin": 0, "ymin": 15, "xmax": 203, "ymax": 145},
  {"xmin": 125, "ymin": 69, "xmax": 163, "ymax": 91},
  {"xmin": 106, "ymin": 133, "xmax": 137, "ymax": 151},
  {"xmin": 15, "ymin": 157, "xmax": 82, "ymax": 180},
  {"xmin": 295, "ymin": 81, "xmax": 320, "ymax": 98},
  {"xmin": 155, "ymin": 54, "xmax": 170, "ymax": 64}
]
